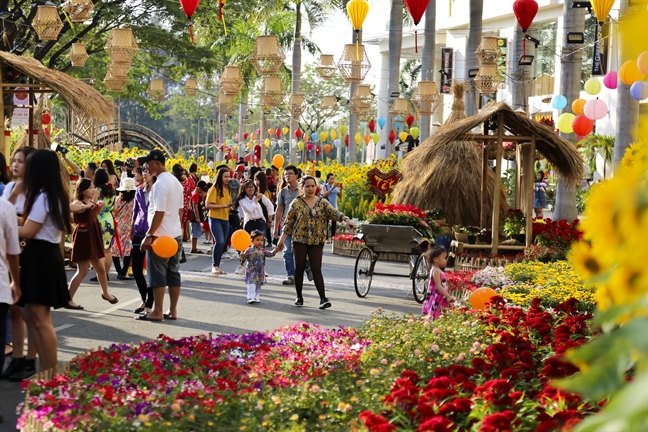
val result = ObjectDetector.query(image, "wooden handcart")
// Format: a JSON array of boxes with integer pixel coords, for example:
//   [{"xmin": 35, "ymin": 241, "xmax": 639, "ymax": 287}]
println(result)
[{"xmin": 353, "ymin": 224, "xmax": 431, "ymax": 303}]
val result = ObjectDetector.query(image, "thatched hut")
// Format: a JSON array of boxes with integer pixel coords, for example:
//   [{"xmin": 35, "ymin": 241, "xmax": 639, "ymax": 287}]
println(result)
[
  {"xmin": 392, "ymin": 82, "xmax": 508, "ymax": 228},
  {"xmin": 393, "ymin": 86, "xmax": 584, "ymax": 254}
]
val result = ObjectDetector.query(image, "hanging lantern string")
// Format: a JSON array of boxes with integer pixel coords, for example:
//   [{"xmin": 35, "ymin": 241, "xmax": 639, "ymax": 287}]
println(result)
[{"xmin": 414, "ymin": 30, "xmax": 418, "ymax": 53}]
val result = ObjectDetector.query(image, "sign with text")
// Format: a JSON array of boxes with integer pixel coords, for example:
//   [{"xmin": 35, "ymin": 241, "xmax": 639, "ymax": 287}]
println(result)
[
  {"xmin": 440, "ymin": 48, "xmax": 454, "ymax": 94},
  {"xmin": 367, "ymin": 168, "xmax": 403, "ymax": 198}
]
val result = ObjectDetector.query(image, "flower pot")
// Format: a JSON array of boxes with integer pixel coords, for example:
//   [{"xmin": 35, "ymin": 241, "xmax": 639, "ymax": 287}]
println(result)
[
  {"xmin": 510, "ymin": 234, "xmax": 526, "ymax": 244},
  {"xmin": 467, "ymin": 235, "xmax": 477, "ymax": 244},
  {"xmin": 454, "ymin": 233, "xmax": 468, "ymax": 243}
]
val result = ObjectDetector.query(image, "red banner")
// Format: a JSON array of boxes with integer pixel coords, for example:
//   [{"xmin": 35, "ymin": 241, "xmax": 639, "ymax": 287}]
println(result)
[{"xmin": 367, "ymin": 168, "xmax": 403, "ymax": 198}]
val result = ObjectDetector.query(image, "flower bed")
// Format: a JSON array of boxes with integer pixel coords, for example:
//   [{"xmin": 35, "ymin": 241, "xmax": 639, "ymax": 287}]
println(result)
[
  {"xmin": 331, "ymin": 234, "xmax": 364, "ymax": 257},
  {"xmin": 20, "ymin": 298, "xmax": 598, "ymax": 431}
]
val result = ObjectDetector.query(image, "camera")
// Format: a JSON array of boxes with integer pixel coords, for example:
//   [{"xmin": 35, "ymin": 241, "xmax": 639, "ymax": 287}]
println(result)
[
  {"xmin": 50, "ymin": 142, "xmax": 68, "ymax": 154},
  {"xmin": 114, "ymin": 159, "xmax": 124, "ymax": 168}
]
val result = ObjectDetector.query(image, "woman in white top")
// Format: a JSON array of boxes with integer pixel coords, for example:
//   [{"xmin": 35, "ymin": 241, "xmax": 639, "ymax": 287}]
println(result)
[
  {"xmin": 17, "ymin": 149, "xmax": 72, "ymax": 373},
  {"xmin": 235, "ymin": 179, "xmax": 275, "ymax": 236}
]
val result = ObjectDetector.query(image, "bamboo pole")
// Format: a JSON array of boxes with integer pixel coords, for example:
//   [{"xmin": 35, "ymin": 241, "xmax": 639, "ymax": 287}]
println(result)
[
  {"xmin": 480, "ymin": 121, "xmax": 489, "ymax": 228},
  {"xmin": 491, "ymin": 112, "xmax": 503, "ymax": 256},
  {"xmin": 526, "ymin": 137, "xmax": 536, "ymax": 247}
]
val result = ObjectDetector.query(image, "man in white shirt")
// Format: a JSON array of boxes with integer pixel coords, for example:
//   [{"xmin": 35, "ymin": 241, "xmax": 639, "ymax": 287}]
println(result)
[{"xmin": 137, "ymin": 150, "xmax": 184, "ymax": 322}]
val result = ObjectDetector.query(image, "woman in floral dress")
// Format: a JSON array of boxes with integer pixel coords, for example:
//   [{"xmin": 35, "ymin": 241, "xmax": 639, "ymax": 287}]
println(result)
[
  {"xmin": 111, "ymin": 177, "xmax": 136, "ymax": 280},
  {"xmin": 92, "ymin": 168, "xmax": 116, "ymax": 281}
]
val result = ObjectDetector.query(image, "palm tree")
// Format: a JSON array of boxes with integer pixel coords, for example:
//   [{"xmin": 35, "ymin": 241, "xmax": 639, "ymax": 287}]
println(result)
[
  {"xmin": 419, "ymin": 0, "xmax": 436, "ymax": 142},
  {"xmin": 464, "ymin": 0, "xmax": 482, "ymax": 117},
  {"xmin": 384, "ymin": 0, "xmax": 404, "ymax": 159},
  {"xmin": 580, "ymin": 134, "xmax": 614, "ymax": 179},
  {"xmin": 553, "ymin": 2, "xmax": 585, "ymax": 221}
]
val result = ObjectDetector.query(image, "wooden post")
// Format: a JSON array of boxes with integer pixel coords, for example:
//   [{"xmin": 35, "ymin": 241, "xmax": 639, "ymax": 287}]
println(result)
[
  {"xmin": 28, "ymin": 78, "xmax": 34, "ymax": 147},
  {"xmin": 514, "ymin": 149, "xmax": 521, "ymax": 209},
  {"xmin": 491, "ymin": 112, "xmax": 504, "ymax": 256},
  {"xmin": 480, "ymin": 121, "xmax": 489, "ymax": 228},
  {"xmin": 526, "ymin": 137, "xmax": 536, "ymax": 247}
]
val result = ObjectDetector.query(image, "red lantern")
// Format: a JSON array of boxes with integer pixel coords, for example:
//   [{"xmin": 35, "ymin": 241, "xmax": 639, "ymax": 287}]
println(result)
[
  {"xmin": 179, "ymin": 0, "xmax": 201, "ymax": 44},
  {"xmin": 513, "ymin": 0, "xmax": 538, "ymax": 57},
  {"xmin": 406, "ymin": 114, "xmax": 414, "ymax": 127},
  {"xmin": 253, "ymin": 144, "xmax": 261, "ymax": 159},
  {"xmin": 404, "ymin": 0, "xmax": 430, "ymax": 53},
  {"xmin": 572, "ymin": 115, "xmax": 594, "ymax": 136},
  {"xmin": 243, "ymin": 132, "xmax": 248, "ymax": 140},
  {"xmin": 295, "ymin": 130, "xmax": 302, "ymax": 139},
  {"xmin": 275, "ymin": 128, "xmax": 281, "ymax": 139},
  {"xmin": 257, "ymin": 128, "xmax": 261, "ymax": 136},
  {"xmin": 368, "ymin": 119, "xmax": 375, "ymax": 132},
  {"xmin": 42, "ymin": 112, "xmax": 51, "ymax": 125},
  {"xmin": 388, "ymin": 130, "xmax": 396, "ymax": 144},
  {"xmin": 344, "ymin": 134, "xmax": 349, "ymax": 147},
  {"xmin": 315, "ymin": 145, "xmax": 321, "ymax": 155}
]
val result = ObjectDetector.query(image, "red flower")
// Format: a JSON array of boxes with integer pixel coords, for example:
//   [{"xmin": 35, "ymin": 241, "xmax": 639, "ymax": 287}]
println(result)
[
  {"xmin": 416, "ymin": 415, "xmax": 454, "ymax": 432},
  {"xmin": 480, "ymin": 410, "xmax": 516, "ymax": 432}
]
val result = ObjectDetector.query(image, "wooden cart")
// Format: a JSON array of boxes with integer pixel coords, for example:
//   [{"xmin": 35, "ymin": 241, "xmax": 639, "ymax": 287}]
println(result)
[{"xmin": 353, "ymin": 224, "xmax": 431, "ymax": 303}]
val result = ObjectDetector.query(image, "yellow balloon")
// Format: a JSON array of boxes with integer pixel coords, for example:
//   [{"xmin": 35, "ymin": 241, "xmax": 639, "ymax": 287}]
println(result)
[
  {"xmin": 282, "ymin": 127, "xmax": 289, "ymax": 135},
  {"xmin": 399, "ymin": 131, "xmax": 408, "ymax": 142},
  {"xmin": 320, "ymin": 132, "xmax": 328, "ymax": 142},
  {"xmin": 354, "ymin": 132, "xmax": 361, "ymax": 144},
  {"xmin": 347, "ymin": 0, "xmax": 370, "ymax": 31},
  {"xmin": 330, "ymin": 129, "xmax": 337, "ymax": 140}
]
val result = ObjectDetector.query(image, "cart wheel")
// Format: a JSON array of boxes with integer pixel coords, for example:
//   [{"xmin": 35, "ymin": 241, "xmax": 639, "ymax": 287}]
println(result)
[
  {"xmin": 354, "ymin": 247, "xmax": 374, "ymax": 298},
  {"xmin": 412, "ymin": 255, "xmax": 429, "ymax": 304}
]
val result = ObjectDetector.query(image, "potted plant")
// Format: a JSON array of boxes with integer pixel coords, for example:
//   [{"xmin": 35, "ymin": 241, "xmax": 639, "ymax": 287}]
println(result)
[
  {"xmin": 365, "ymin": 203, "xmax": 434, "ymax": 239},
  {"xmin": 428, "ymin": 208, "xmax": 446, "ymax": 224},
  {"xmin": 502, "ymin": 209, "xmax": 526, "ymax": 243},
  {"xmin": 465, "ymin": 226, "xmax": 481, "ymax": 244},
  {"xmin": 452, "ymin": 225, "xmax": 469, "ymax": 243}
]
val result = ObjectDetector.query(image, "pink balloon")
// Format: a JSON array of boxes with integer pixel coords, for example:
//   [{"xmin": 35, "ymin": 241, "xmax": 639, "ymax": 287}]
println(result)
[
  {"xmin": 603, "ymin": 71, "xmax": 617, "ymax": 90},
  {"xmin": 584, "ymin": 99, "xmax": 608, "ymax": 121},
  {"xmin": 257, "ymin": 128, "xmax": 261, "ymax": 135},
  {"xmin": 306, "ymin": 143, "xmax": 314, "ymax": 151}
]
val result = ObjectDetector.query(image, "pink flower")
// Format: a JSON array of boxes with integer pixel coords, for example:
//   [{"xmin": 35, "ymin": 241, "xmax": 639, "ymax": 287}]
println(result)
[{"xmin": 431, "ymin": 344, "xmax": 440, "ymax": 352}]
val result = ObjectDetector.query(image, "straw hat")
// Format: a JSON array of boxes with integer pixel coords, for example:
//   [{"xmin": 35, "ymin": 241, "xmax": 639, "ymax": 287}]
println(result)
[{"xmin": 117, "ymin": 177, "xmax": 137, "ymax": 191}]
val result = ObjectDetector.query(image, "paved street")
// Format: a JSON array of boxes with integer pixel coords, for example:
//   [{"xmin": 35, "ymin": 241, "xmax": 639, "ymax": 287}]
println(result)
[{"xmin": 0, "ymin": 243, "xmax": 421, "ymax": 430}]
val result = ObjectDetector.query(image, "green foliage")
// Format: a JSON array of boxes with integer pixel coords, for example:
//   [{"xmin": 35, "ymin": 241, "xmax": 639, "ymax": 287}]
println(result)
[
  {"xmin": 502, "ymin": 209, "xmax": 526, "ymax": 236},
  {"xmin": 501, "ymin": 168, "xmax": 517, "ymax": 208},
  {"xmin": 578, "ymin": 134, "xmax": 615, "ymax": 180},
  {"xmin": 576, "ymin": 187, "xmax": 590, "ymax": 215}
]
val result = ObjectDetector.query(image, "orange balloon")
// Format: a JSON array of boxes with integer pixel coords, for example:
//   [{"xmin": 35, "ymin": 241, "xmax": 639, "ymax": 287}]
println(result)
[
  {"xmin": 151, "ymin": 236, "xmax": 179, "ymax": 259},
  {"xmin": 469, "ymin": 287, "xmax": 497, "ymax": 310},
  {"xmin": 272, "ymin": 154, "xmax": 284, "ymax": 168},
  {"xmin": 231, "ymin": 229, "xmax": 251, "ymax": 252}
]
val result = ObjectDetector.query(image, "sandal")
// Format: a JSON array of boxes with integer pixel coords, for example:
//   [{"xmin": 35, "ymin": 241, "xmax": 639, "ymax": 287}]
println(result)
[
  {"xmin": 101, "ymin": 293, "xmax": 119, "ymax": 304},
  {"xmin": 189, "ymin": 249, "xmax": 204, "ymax": 254}
]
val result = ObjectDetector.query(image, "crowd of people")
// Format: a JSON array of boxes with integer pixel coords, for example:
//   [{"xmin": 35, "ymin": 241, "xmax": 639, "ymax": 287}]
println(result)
[{"xmin": 0, "ymin": 147, "xmax": 353, "ymax": 388}]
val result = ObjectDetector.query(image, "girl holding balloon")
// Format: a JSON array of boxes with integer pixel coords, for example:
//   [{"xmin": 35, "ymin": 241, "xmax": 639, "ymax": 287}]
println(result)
[{"xmin": 421, "ymin": 247, "xmax": 454, "ymax": 319}]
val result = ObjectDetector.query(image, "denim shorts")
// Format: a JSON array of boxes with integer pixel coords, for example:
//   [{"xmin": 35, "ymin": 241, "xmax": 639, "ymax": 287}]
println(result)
[
  {"xmin": 146, "ymin": 236, "xmax": 182, "ymax": 288},
  {"xmin": 190, "ymin": 221, "xmax": 203, "ymax": 239}
]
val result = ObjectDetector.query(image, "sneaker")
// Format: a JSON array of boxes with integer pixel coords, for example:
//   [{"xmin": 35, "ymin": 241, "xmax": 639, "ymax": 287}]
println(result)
[
  {"xmin": 294, "ymin": 298, "xmax": 304, "ymax": 307},
  {"xmin": 247, "ymin": 299, "xmax": 255, "ymax": 304},
  {"xmin": 234, "ymin": 265, "xmax": 244, "ymax": 275},
  {"xmin": 1, "ymin": 356, "xmax": 24, "ymax": 380},
  {"xmin": 282, "ymin": 277, "xmax": 295, "ymax": 285},
  {"xmin": 9, "ymin": 358, "xmax": 36, "ymax": 382},
  {"xmin": 254, "ymin": 297, "xmax": 261, "ymax": 303},
  {"xmin": 222, "ymin": 251, "xmax": 230, "ymax": 259},
  {"xmin": 318, "ymin": 299, "xmax": 332, "ymax": 310},
  {"xmin": 229, "ymin": 250, "xmax": 239, "ymax": 259},
  {"xmin": 203, "ymin": 240, "xmax": 212, "ymax": 244},
  {"xmin": 306, "ymin": 268, "xmax": 314, "ymax": 282}
]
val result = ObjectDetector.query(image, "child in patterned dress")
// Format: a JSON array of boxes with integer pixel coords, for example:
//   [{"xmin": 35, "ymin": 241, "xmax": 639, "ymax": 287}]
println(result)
[
  {"xmin": 241, "ymin": 230, "xmax": 277, "ymax": 304},
  {"xmin": 421, "ymin": 247, "xmax": 455, "ymax": 319}
]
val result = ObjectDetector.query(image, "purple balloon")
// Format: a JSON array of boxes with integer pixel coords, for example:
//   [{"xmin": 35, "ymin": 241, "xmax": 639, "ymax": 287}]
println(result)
[
  {"xmin": 630, "ymin": 81, "xmax": 648, "ymax": 101},
  {"xmin": 603, "ymin": 71, "xmax": 617, "ymax": 90}
]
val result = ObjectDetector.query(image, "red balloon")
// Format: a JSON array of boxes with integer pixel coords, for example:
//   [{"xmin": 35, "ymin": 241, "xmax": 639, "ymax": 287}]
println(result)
[
  {"xmin": 572, "ymin": 115, "xmax": 594, "ymax": 136},
  {"xmin": 315, "ymin": 145, "xmax": 321, "ymax": 155},
  {"xmin": 275, "ymin": 128, "xmax": 281, "ymax": 139},
  {"xmin": 243, "ymin": 132, "xmax": 248, "ymax": 140},
  {"xmin": 404, "ymin": 0, "xmax": 430, "ymax": 25},
  {"xmin": 406, "ymin": 115, "xmax": 415, "ymax": 127},
  {"xmin": 388, "ymin": 130, "xmax": 396, "ymax": 144},
  {"xmin": 368, "ymin": 119, "xmax": 375, "ymax": 133},
  {"xmin": 42, "ymin": 112, "xmax": 51, "ymax": 125},
  {"xmin": 344, "ymin": 134, "xmax": 349, "ymax": 147},
  {"xmin": 295, "ymin": 130, "xmax": 302, "ymax": 139},
  {"xmin": 179, "ymin": 0, "xmax": 200, "ymax": 18},
  {"xmin": 513, "ymin": 0, "xmax": 538, "ymax": 32}
]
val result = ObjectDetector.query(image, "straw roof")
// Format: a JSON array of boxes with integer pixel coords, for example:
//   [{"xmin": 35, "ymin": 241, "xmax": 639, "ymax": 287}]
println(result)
[
  {"xmin": 0, "ymin": 52, "xmax": 114, "ymax": 122},
  {"xmin": 391, "ymin": 82, "xmax": 509, "ymax": 227},
  {"xmin": 433, "ymin": 100, "xmax": 584, "ymax": 184}
]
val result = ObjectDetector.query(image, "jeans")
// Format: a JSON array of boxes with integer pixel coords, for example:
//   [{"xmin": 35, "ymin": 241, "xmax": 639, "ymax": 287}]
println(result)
[
  {"xmin": 210, "ymin": 218, "xmax": 230, "ymax": 267},
  {"xmin": 131, "ymin": 235, "xmax": 153, "ymax": 308}
]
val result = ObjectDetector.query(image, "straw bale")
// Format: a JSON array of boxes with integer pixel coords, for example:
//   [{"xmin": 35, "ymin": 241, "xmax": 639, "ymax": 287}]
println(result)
[
  {"xmin": 392, "ymin": 82, "xmax": 508, "ymax": 227},
  {"xmin": 0, "ymin": 52, "xmax": 114, "ymax": 122}
]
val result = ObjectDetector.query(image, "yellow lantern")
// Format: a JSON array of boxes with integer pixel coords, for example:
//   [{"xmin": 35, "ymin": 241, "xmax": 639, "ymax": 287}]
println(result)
[
  {"xmin": 340, "ymin": 125, "xmax": 347, "ymax": 136},
  {"xmin": 320, "ymin": 131, "xmax": 328, "ymax": 142},
  {"xmin": 265, "ymin": 138, "xmax": 271, "ymax": 148},
  {"xmin": 591, "ymin": 0, "xmax": 615, "ymax": 24},
  {"xmin": 247, "ymin": 142, "xmax": 253, "ymax": 150},
  {"xmin": 354, "ymin": 132, "xmax": 361, "ymax": 145},
  {"xmin": 347, "ymin": 0, "xmax": 369, "ymax": 34},
  {"xmin": 282, "ymin": 127, "xmax": 289, "ymax": 135},
  {"xmin": 399, "ymin": 131, "xmax": 408, "ymax": 142},
  {"xmin": 330, "ymin": 129, "xmax": 337, "ymax": 140},
  {"xmin": 233, "ymin": 145, "xmax": 239, "ymax": 152},
  {"xmin": 297, "ymin": 141, "xmax": 305, "ymax": 151}
]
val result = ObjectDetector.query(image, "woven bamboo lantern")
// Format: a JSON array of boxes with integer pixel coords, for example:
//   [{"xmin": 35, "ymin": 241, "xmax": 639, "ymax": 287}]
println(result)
[
  {"xmin": 260, "ymin": 76, "xmax": 285, "ymax": 107},
  {"xmin": 320, "ymin": 95, "xmax": 338, "ymax": 117},
  {"xmin": 32, "ymin": 5, "xmax": 64, "ymax": 41},
  {"xmin": 62, "ymin": 0, "xmax": 94, "ymax": 22},
  {"xmin": 220, "ymin": 66, "xmax": 244, "ymax": 95},
  {"xmin": 107, "ymin": 60, "xmax": 131, "ymax": 78},
  {"xmin": 315, "ymin": 54, "xmax": 337, "ymax": 80},
  {"xmin": 184, "ymin": 78, "xmax": 198, "ymax": 97},
  {"xmin": 105, "ymin": 28, "xmax": 138, "ymax": 64},
  {"xmin": 337, "ymin": 44, "xmax": 371, "ymax": 83},
  {"xmin": 474, "ymin": 64, "xmax": 502, "ymax": 94},
  {"xmin": 103, "ymin": 71, "xmax": 128, "ymax": 93},
  {"xmin": 290, "ymin": 93, "xmax": 305, "ymax": 116},
  {"xmin": 249, "ymin": 36, "xmax": 286, "ymax": 76},
  {"xmin": 411, "ymin": 81, "xmax": 441, "ymax": 115},
  {"xmin": 475, "ymin": 36, "xmax": 501, "ymax": 64},
  {"xmin": 68, "ymin": 43, "xmax": 89, "ymax": 67},
  {"xmin": 389, "ymin": 97, "xmax": 410, "ymax": 117},
  {"xmin": 356, "ymin": 109, "xmax": 373, "ymax": 122},
  {"xmin": 217, "ymin": 91, "xmax": 234, "ymax": 115},
  {"xmin": 352, "ymin": 84, "xmax": 373, "ymax": 109},
  {"xmin": 147, "ymin": 78, "xmax": 167, "ymax": 102}
]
